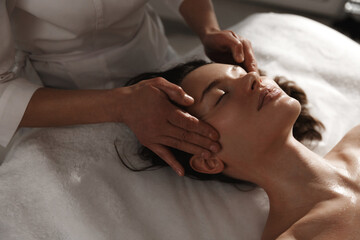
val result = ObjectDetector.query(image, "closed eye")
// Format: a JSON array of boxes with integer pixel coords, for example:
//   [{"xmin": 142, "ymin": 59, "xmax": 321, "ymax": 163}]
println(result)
[{"xmin": 216, "ymin": 91, "xmax": 227, "ymax": 105}]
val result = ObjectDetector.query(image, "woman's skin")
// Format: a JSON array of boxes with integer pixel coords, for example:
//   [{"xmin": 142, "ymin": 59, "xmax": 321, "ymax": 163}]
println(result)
[
  {"xmin": 15, "ymin": 0, "xmax": 259, "ymax": 177},
  {"xmin": 180, "ymin": 63, "xmax": 360, "ymax": 239}
]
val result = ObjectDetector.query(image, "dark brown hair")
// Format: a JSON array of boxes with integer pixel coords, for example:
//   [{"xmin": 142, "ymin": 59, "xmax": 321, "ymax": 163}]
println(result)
[{"xmin": 120, "ymin": 60, "xmax": 324, "ymax": 187}]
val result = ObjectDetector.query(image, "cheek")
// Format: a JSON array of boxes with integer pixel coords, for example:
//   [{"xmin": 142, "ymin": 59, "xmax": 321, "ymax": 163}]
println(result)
[
  {"xmin": 207, "ymin": 96, "xmax": 301, "ymax": 158},
  {"xmin": 208, "ymin": 102, "xmax": 251, "ymax": 135},
  {"xmin": 207, "ymin": 102, "xmax": 257, "ymax": 153}
]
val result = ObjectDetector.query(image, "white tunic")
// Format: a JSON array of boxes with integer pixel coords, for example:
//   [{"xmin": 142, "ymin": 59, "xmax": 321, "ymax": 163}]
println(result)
[{"xmin": 0, "ymin": 0, "xmax": 183, "ymax": 147}]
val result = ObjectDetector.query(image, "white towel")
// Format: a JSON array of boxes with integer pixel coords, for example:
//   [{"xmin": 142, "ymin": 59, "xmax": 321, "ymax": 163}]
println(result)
[{"xmin": 1, "ymin": 13, "xmax": 360, "ymax": 240}]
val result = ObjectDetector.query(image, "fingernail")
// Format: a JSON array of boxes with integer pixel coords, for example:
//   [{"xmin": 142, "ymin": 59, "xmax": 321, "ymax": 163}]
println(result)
[
  {"xmin": 210, "ymin": 144, "xmax": 219, "ymax": 153},
  {"xmin": 184, "ymin": 94, "xmax": 194, "ymax": 103},
  {"xmin": 238, "ymin": 55, "xmax": 244, "ymax": 63},
  {"xmin": 176, "ymin": 169, "xmax": 184, "ymax": 176}
]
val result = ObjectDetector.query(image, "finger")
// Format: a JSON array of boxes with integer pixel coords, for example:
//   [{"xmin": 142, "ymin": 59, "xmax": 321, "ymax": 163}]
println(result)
[
  {"xmin": 158, "ymin": 135, "xmax": 212, "ymax": 159},
  {"xmin": 166, "ymin": 124, "xmax": 221, "ymax": 153},
  {"xmin": 169, "ymin": 109, "xmax": 219, "ymax": 140},
  {"xmin": 152, "ymin": 77, "xmax": 194, "ymax": 106},
  {"xmin": 232, "ymin": 43, "xmax": 245, "ymax": 63},
  {"xmin": 228, "ymin": 32, "xmax": 245, "ymax": 63},
  {"xmin": 241, "ymin": 40, "xmax": 259, "ymax": 73},
  {"xmin": 149, "ymin": 144, "xmax": 185, "ymax": 176}
]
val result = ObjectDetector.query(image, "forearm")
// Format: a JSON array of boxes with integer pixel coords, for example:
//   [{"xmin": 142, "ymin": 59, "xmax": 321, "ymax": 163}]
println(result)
[
  {"xmin": 19, "ymin": 87, "xmax": 121, "ymax": 127},
  {"xmin": 179, "ymin": 0, "xmax": 220, "ymax": 41}
]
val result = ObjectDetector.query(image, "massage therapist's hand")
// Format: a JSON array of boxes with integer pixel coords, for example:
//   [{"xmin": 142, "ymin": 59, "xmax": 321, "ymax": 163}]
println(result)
[
  {"xmin": 202, "ymin": 29, "xmax": 259, "ymax": 73},
  {"xmin": 116, "ymin": 77, "xmax": 220, "ymax": 176}
]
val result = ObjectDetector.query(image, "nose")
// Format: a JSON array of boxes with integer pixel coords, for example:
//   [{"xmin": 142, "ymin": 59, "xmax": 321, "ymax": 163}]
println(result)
[
  {"xmin": 231, "ymin": 71, "xmax": 261, "ymax": 98},
  {"xmin": 244, "ymin": 71, "xmax": 262, "ymax": 92}
]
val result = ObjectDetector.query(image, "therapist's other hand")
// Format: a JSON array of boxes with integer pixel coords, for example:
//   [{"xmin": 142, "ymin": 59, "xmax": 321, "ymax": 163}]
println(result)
[
  {"xmin": 202, "ymin": 29, "xmax": 258, "ymax": 73},
  {"xmin": 117, "ymin": 77, "xmax": 220, "ymax": 176}
]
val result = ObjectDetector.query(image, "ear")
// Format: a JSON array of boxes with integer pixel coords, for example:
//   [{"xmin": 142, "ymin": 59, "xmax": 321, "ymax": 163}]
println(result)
[{"xmin": 189, "ymin": 155, "xmax": 224, "ymax": 174}]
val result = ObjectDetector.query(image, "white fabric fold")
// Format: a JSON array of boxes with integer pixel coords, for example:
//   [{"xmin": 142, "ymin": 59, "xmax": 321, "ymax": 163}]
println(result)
[
  {"xmin": 0, "ymin": 0, "xmax": 181, "ymax": 146},
  {"xmin": 0, "ymin": 78, "xmax": 40, "ymax": 147}
]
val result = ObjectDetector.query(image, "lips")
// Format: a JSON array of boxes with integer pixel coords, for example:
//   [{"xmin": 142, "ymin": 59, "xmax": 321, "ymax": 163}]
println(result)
[{"xmin": 257, "ymin": 88, "xmax": 281, "ymax": 111}]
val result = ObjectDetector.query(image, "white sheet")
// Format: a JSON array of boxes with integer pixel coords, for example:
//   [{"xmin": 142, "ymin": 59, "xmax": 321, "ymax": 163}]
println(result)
[{"xmin": 1, "ymin": 13, "xmax": 360, "ymax": 240}]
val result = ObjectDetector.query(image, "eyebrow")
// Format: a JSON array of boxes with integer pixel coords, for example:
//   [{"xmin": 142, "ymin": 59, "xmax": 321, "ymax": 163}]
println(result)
[{"xmin": 200, "ymin": 79, "xmax": 221, "ymax": 102}]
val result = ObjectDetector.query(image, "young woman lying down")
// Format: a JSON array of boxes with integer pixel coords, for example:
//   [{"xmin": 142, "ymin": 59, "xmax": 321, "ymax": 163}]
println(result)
[{"xmin": 124, "ymin": 60, "xmax": 360, "ymax": 240}]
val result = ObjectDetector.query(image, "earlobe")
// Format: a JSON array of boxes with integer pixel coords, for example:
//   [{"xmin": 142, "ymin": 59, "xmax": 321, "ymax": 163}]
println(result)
[{"xmin": 190, "ymin": 155, "xmax": 224, "ymax": 174}]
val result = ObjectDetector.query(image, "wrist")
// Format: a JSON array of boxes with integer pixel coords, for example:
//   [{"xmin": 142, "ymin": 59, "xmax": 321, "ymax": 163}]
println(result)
[
  {"xmin": 179, "ymin": 0, "xmax": 220, "ymax": 43},
  {"xmin": 109, "ymin": 87, "xmax": 131, "ymax": 124},
  {"xmin": 199, "ymin": 26, "xmax": 220, "ymax": 43}
]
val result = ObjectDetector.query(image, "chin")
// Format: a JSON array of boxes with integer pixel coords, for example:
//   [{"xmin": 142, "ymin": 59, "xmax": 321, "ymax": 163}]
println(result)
[
  {"xmin": 288, "ymin": 97, "xmax": 302, "ymax": 120},
  {"xmin": 278, "ymin": 97, "xmax": 301, "ymax": 134},
  {"xmin": 261, "ymin": 96, "xmax": 301, "ymax": 141}
]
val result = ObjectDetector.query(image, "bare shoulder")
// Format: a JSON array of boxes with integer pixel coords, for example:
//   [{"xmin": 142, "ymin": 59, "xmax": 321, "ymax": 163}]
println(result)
[
  {"xmin": 273, "ymin": 125, "xmax": 360, "ymax": 240},
  {"xmin": 276, "ymin": 199, "xmax": 360, "ymax": 240},
  {"xmin": 326, "ymin": 124, "xmax": 360, "ymax": 155},
  {"xmin": 325, "ymin": 124, "xmax": 360, "ymax": 172}
]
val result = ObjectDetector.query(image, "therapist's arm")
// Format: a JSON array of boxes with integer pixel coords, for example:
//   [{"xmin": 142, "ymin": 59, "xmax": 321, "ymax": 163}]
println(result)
[
  {"xmin": 179, "ymin": 0, "xmax": 258, "ymax": 72},
  {"xmin": 19, "ymin": 88, "xmax": 115, "ymax": 127},
  {"xmin": 19, "ymin": 88, "xmax": 124, "ymax": 127},
  {"xmin": 20, "ymin": 80, "xmax": 220, "ymax": 176}
]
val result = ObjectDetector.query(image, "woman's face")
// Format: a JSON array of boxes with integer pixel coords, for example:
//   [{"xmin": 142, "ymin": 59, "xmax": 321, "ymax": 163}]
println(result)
[{"xmin": 180, "ymin": 63, "xmax": 301, "ymax": 177}]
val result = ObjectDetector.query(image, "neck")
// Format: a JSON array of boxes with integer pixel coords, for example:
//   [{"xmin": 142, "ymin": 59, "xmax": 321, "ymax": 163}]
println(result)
[
  {"xmin": 234, "ymin": 136, "xmax": 337, "ymax": 239},
  {"xmin": 258, "ymin": 137, "xmax": 331, "ymax": 205}
]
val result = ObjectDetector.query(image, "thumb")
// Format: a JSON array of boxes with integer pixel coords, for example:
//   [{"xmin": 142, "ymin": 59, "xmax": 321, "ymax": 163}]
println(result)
[
  {"xmin": 226, "ymin": 31, "xmax": 244, "ymax": 63},
  {"xmin": 154, "ymin": 78, "xmax": 194, "ymax": 106},
  {"xmin": 232, "ymin": 42, "xmax": 245, "ymax": 63}
]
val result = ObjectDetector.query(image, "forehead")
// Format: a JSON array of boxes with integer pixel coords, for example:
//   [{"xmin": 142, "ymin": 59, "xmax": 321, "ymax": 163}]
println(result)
[{"xmin": 181, "ymin": 63, "xmax": 242, "ymax": 102}]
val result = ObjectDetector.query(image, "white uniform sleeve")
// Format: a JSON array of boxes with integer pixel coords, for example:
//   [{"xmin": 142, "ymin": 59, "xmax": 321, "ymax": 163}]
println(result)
[
  {"xmin": 157, "ymin": 0, "xmax": 184, "ymax": 13},
  {"xmin": 0, "ymin": 0, "xmax": 41, "ymax": 147}
]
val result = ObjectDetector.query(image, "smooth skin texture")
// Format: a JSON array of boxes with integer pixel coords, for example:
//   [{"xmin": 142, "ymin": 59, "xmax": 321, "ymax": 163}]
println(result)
[
  {"xmin": 20, "ymin": 78, "xmax": 220, "ymax": 177},
  {"xmin": 18, "ymin": 0, "xmax": 259, "ymax": 176},
  {"xmin": 179, "ymin": 63, "xmax": 360, "ymax": 239}
]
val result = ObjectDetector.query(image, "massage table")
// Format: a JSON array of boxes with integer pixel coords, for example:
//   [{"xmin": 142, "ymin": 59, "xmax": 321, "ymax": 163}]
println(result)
[{"xmin": 1, "ymin": 13, "xmax": 360, "ymax": 240}]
